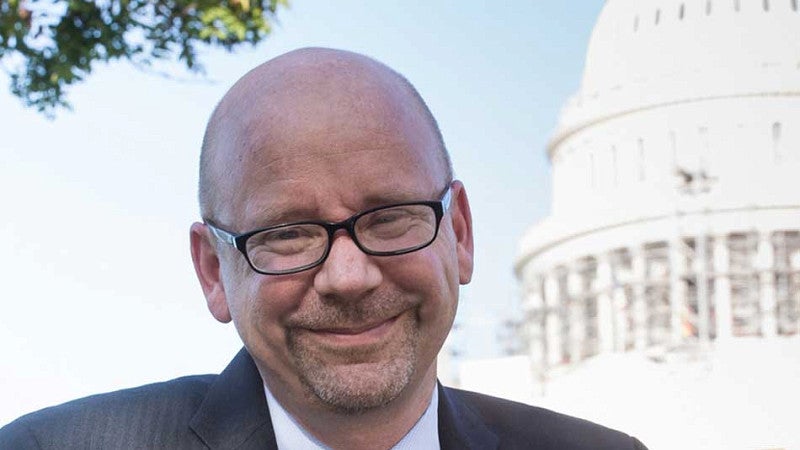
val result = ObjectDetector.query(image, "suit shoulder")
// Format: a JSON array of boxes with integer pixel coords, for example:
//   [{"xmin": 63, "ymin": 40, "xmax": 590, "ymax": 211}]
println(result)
[
  {"xmin": 446, "ymin": 387, "xmax": 647, "ymax": 450},
  {"xmin": 19, "ymin": 374, "xmax": 217, "ymax": 421},
  {"xmin": 0, "ymin": 374, "xmax": 216, "ymax": 449}
]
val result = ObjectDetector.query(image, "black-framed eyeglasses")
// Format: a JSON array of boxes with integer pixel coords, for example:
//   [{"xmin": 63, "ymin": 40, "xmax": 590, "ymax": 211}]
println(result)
[{"xmin": 205, "ymin": 185, "xmax": 453, "ymax": 275}]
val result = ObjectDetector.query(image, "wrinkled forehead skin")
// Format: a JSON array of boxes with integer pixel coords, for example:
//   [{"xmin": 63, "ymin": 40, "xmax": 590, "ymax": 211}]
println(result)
[{"xmin": 202, "ymin": 47, "xmax": 448, "ymax": 225}]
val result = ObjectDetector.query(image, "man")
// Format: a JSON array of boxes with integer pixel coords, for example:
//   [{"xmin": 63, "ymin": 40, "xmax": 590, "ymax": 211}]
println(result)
[{"xmin": 0, "ymin": 48, "xmax": 647, "ymax": 449}]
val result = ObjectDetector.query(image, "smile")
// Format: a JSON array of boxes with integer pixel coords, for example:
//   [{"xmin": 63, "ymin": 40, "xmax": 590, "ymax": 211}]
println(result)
[{"xmin": 306, "ymin": 315, "xmax": 401, "ymax": 346}]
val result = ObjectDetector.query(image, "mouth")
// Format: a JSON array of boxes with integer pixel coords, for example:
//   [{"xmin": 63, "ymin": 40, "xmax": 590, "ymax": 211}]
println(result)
[{"xmin": 304, "ymin": 314, "xmax": 401, "ymax": 346}]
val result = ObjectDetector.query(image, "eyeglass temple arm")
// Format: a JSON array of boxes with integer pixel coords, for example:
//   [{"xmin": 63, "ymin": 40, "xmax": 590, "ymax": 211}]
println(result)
[
  {"xmin": 441, "ymin": 186, "xmax": 453, "ymax": 213},
  {"xmin": 207, "ymin": 223, "xmax": 237, "ymax": 247}
]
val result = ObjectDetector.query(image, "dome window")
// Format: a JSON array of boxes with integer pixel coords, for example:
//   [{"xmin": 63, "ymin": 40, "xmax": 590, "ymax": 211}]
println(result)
[
  {"xmin": 706, "ymin": 0, "xmax": 713, "ymax": 15},
  {"xmin": 611, "ymin": 146, "xmax": 619, "ymax": 187},
  {"xmin": 772, "ymin": 122, "xmax": 782, "ymax": 162},
  {"xmin": 734, "ymin": 0, "xmax": 740, "ymax": 12},
  {"xmin": 637, "ymin": 139, "xmax": 646, "ymax": 181},
  {"xmin": 670, "ymin": 130, "xmax": 678, "ymax": 166},
  {"xmin": 679, "ymin": 3, "xmax": 686, "ymax": 19},
  {"xmin": 634, "ymin": 15, "xmax": 639, "ymax": 31},
  {"xmin": 793, "ymin": 0, "xmax": 798, "ymax": 11},
  {"xmin": 772, "ymin": 122, "xmax": 782, "ymax": 142},
  {"xmin": 655, "ymin": 9, "xmax": 661, "ymax": 25},
  {"xmin": 763, "ymin": 0, "xmax": 770, "ymax": 11}
]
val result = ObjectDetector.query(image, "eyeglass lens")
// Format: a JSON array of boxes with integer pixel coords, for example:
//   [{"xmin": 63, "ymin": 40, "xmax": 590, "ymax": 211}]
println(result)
[{"xmin": 244, "ymin": 203, "xmax": 438, "ymax": 273}]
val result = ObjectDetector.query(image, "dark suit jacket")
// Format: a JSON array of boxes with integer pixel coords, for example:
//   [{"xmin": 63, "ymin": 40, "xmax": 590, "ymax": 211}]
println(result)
[{"xmin": 0, "ymin": 349, "xmax": 647, "ymax": 449}]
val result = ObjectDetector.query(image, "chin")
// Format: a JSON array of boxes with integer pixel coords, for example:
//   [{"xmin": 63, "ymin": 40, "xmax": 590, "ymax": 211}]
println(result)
[{"xmin": 304, "ymin": 357, "xmax": 418, "ymax": 415}]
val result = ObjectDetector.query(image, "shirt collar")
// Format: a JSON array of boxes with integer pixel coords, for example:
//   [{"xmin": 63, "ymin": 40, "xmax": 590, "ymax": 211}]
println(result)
[{"xmin": 264, "ymin": 383, "xmax": 440, "ymax": 450}]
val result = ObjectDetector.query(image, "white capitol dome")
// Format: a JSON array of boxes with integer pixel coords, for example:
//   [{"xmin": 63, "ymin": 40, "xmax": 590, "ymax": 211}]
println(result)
[
  {"xmin": 515, "ymin": 0, "xmax": 800, "ymax": 370},
  {"xmin": 561, "ymin": 0, "xmax": 800, "ymax": 137}
]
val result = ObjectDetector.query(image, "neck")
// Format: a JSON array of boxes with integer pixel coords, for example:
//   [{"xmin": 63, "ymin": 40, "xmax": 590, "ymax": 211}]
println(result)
[{"xmin": 265, "ymin": 364, "xmax": 438, "ymax": 450}]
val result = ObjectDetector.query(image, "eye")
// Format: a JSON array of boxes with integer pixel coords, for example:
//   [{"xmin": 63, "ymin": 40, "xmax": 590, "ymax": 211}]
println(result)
[
  {"xmin": 247, "ymin": 224, "xmax": 326, "ymax": 257},
  {"xmin": 359, "ymin": 207, "xmax": 418, "ymax": 238},
  {"xmin": 257, "ymin": 224, "xmax": 321, "ymax": 244},
  {"xmin": 371, "ymin": 211, "xmax": 403, "ymax": 224},
  {"xmin": 365, "ymin": 208, "xmax": 411, "ymax": 227},
  {"xmin": 267, "ymin": 228, "xmax": 304, "ymax": 241}
]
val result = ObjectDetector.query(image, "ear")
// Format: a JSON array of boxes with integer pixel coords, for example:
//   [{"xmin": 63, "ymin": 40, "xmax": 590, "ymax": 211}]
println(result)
[
  {"xmin": 190, "ymin": 222, "xmax": 232, "ymax": 323},
  {"xmin": 448, "ymin": 180, "xmax": 474, "ymax": 284}
]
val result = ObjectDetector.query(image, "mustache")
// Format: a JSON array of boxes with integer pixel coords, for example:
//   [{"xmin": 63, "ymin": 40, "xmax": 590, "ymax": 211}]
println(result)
[{"xmin": 286, "ymin": 291, "xmax": 419, "ymax": 330}]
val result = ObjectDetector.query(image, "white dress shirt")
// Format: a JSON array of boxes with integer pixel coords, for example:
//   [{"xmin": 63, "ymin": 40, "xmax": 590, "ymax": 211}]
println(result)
[{"xmin": 264, "ymin": 383, "xmax": 440, "ymax": 450}]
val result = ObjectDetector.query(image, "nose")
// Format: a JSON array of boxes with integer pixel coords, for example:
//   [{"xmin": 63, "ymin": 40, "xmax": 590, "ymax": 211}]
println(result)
[{"xmin": 313, "ymin": 232, "xmax": 383, "ymax": 301}]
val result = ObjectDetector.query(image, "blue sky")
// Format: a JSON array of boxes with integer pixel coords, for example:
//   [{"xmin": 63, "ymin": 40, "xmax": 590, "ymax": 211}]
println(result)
[{"xmin": 0, "ymin": 1, "xmax": 604, "ymax": 423}]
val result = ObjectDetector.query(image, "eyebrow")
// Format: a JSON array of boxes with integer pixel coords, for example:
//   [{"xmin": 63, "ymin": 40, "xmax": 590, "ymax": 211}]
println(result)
[
  {"xmin": 242, "ymin": 189, "xmax": 438, "ymax": 230},
  {"xmin": 243, "ymin": 203, "xmax": 318, "ymax": 229},
  {"xmin": 360, "ymin": 190, "xmax": 430, "ymax": 207}
]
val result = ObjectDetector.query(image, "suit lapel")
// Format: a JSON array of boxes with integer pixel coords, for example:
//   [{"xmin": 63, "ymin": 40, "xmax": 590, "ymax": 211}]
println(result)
[
  {"xmin": 437, "ymin": 384, "xmax": 499, "ymax": 450},
  {"xmin": 189, "ymin": 348, "xmax": 278, "ymax": 450},
  {"xmin": 189, "ymin": 353, "xmax": 494, "ymax": 449}
]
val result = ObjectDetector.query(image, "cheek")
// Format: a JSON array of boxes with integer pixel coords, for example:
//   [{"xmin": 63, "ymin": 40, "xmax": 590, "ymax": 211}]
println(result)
[
  {"xmin": 403, "ymin": 252, "xmax": 459, "ymax": 364},
  {"xmin": 388, "ymin": 246, "xmax": 459, "ymax": 328},
  {"xmin": 421, "ymin": 241, "xmax": 461, "ymax": 332},
  {"xmin": 250, "ymin": 278, "xmax": 309, "ymax": 330},
  {"xmin": 224, "ymin": 268, "xmax": 308, "ymax": 346},
  {"xmin": 257, "ymin": 280, "xmax": 305, "ymax": 314}
]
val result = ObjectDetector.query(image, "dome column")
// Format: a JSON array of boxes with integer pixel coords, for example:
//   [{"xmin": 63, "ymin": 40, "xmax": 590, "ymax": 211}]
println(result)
[
  {"xmin": 631, "ymin": 247, "xmax": 648, "ymax": 350},
  {"xmin": 543, "ymin": 271, "xmax": 564, "ymax": 367},
  {"xmin": 669, "ymin": 238, "xmax": 687, "ymax": 347},
  {"xmin": 566, "ymin": 267, "xmax": 586, "ymax": 362},
  {"xmin": 522, "ymin": 276, "xmax": 545, "ymax": 369},
  {"xmin": 611, "ymin": 250, "xmax": 629, "ymax": 352},
  {"xmin": 713, "ymin": 234, "xmax": 733, "ymax": 340},
  {"xmin": 695, "ymin": 232, "xmax": 712, "ymax": 346},
  {"xmin": 612, "ymin": 282, "xmax": 628, "ymax": 352},
  {"xmin": 756, "ymin": 232, "xmax": 778, "ymax": 337},
  {"xmin": 594, "ymin": 253, "xmax": 615, "ymax": 354}
]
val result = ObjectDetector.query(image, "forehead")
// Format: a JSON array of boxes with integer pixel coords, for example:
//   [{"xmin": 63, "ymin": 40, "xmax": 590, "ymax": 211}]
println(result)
[
  {"xmin": 232, "ymin": 131, "xmax": 442, "ymax": 227},
  {"xmin": 214, "ymin": 61, "xmax": 446, "ymax": 225}
]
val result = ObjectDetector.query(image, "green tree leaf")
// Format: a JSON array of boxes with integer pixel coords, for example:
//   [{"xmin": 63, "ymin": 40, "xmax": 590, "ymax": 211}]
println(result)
[{"xmin": 0, "ymin": 0, "xmax": 288, "ymax": 116}]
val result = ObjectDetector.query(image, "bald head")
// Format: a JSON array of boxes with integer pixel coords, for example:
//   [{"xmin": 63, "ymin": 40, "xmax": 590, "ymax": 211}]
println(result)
[{"xmin": 199, "ymin": 48, "xmax": 452, "ymax": 222}]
